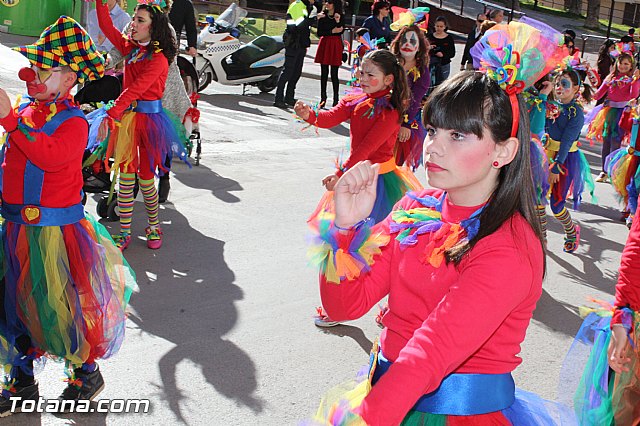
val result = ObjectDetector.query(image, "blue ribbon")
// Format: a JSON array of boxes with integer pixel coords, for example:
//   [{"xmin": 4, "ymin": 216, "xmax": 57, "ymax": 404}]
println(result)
[
  {"xmin": 372, "ymin": 351, "xmax": 515, "ymax": 415},
  {"xmin": 2, "ymin": 202, "xmax": 85, "ymax": 226},
  {"xmin": 131, "ymin": 100, "xmax": 163, "ymax": 114}
]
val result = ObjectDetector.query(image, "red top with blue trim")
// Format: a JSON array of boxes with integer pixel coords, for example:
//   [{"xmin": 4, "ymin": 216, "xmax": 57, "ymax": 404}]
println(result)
[
  {"xmin": 0, "ymin": 97, "xmax": 86, "ymax": 208},
  {"xmin": 304, "ymin": 89, "xmax": 400, "ymax": 176},
  {"xmin": 320, "ymin": 189, "xmax": 544, "ymax": 425},
  {"xmin": 612, "ymin": 215, "xmax": 640, "ymax": 325},
  {"xmin": 96, "ymin": 0, "xmax": 168, "ymax": 120}
]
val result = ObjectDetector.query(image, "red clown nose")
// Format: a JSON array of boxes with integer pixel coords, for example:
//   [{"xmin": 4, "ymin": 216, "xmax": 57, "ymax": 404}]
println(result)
[{"xmin": 18, "ymin": 67, "xmax": 36, "ymax": 82}]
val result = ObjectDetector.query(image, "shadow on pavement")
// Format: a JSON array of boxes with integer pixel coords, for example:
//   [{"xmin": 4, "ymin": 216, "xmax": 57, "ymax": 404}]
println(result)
[
  {"xmin": 171, "ymin": 163, "xmax": 243, "ymax": 203},
  {"xmin": 122, "ymin": 205, "xmax": 263, "ymax": 424},
  {"xmin": 319, "ymin": 325, "xmax": 374, "ymax": 355},
  {"xmin": 198, "ymin": 92, "xmax": 351, "ymax": 138},
  {"xmin": 533, "ymin": 289, "xmax": 583, "ymax": 337}
]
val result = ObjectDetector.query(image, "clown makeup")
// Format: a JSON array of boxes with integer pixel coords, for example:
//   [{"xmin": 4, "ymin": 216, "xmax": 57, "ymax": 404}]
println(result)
[
  {"xmin": 359, "ymin": 59, "xmax": 393, "ymax": 94},
  {"xmin": 131, "ymin": 8, "xmax": 153, "ymax": 43},
  {"xmin": 400, "ymin": 30, "xmax": 419, "ymax": 59},
  {"xmin": 19, "ymin": 66, "xmax": 65, "ymax": 100},
  {"xmin": 554, "ymin": 75, "xmax": 579, "ymax": 104}
]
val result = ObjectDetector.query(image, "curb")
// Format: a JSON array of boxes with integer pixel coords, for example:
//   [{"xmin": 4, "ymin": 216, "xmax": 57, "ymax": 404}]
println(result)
[{"xmin": 301, "ymin": 71, "xmax": 350, "ymax": 85}]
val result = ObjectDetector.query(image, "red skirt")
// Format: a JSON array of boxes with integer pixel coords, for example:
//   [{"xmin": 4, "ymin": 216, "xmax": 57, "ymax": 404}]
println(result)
[{"xmin": 315, "ymin": 35, "xmax": 343, "ymax": 66}]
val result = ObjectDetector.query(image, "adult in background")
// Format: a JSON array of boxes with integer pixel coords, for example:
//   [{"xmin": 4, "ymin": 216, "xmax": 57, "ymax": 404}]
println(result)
[
  {"xmin": 315, "ymin": 0, "xmax": 344, "ymax": 108},
  {"xmin": 361, "ymin": 0, "xmax": 392, "ymax": 48},
  {"xmin": 169, "ymin": 0, "xmax": 198, "ymax": 58},
  {"xmin": 488, "ymin": 8, "xmax": 504, "ymax": 24},
  {"xmin": 460, "ymin": 12, "xmax": 486, "ymax": 71},
  {"xmin": 274, "ymin": 0, "xmax": 317, "ymax": 109},
  {"xmin": 87, "ymin": 0, "xmax": 131, "ymax": 53},
  {"xmin": 596, "ymin": 39, "xmax": 615, "ymax": 106},
  {"xmin": 427, "ymin": 16, "xmax": 455, "ymax": 89}
]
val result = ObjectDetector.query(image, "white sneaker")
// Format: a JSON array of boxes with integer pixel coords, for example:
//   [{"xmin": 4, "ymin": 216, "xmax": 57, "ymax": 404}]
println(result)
[{"xmin": 314, "ymin": 307, "xmax": 341, "ymax": 327}]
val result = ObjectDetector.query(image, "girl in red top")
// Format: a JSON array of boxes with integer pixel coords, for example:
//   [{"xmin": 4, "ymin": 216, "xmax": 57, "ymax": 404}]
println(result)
[
  {"xmin": 296, "ymin": 49, "xmax": 421, "ymax": 327},
  {"xmin": 307, "ymin": 24, "xmax": 575, "ymax": 425},
  {"xmin": 90, "ymin": 0, "xmax": 189, "ymax": 251}
]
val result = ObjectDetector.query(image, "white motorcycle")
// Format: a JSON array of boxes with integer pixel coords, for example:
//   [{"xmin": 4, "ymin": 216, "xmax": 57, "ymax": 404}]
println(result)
[{"xmin": 191, "ymin": 3, "xmax": 285, "ymax": 94}]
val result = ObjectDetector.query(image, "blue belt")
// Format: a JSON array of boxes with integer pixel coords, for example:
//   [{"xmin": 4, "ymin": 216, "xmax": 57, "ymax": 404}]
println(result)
[
  {"xmin": 1, "ymin": 202, "xmax": 85, "ymax": 226},
  {"xmin": 372, "ymin": 351, "xmax": 515, "ymax": 415},
  {"xmin": 131, "ymin": 99, "xmax": 163, "ymax": 114}
]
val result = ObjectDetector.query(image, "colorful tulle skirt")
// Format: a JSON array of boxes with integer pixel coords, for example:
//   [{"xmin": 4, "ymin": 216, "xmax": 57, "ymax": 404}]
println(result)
[
  {"xmin": 561, "ymin": 308, "xmax": 640, "ymax": 425},
  {"xmin": 394, "ymin": 119, "xmax": 427, "ymax": 172},
  {"xmin": 308, "ymin": 159, "xmax": 422, "ymax": 226},
  {"xmin": 531, "ymin": 138, "xmax": 550, "ymax": 206},
  {"xmin": 308, "ymin": 344, "xmax": 577, "ymax": 425},
  {"xmin": 545, "ymin": 148, "xmax": 596, "ymax": 213},
  {"xmin": 87, "ymin": 101, "xmax": 190, "ymax": 176},
  {"xmin": 605, "ymin": 148, "xmax": 640, "ymax": 214},
  {"xmin": 586, "ymin": 105, "xmax": 626, "ymax": 145},
  {"xmin": 0, "ymin": 215, "xmax": 137, "ymax": 373}
]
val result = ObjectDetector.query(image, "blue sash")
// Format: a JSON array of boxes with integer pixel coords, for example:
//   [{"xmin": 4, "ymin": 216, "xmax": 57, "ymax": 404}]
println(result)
[
  {"xmin": 372, "ymin": 351, "xmax": 515, "ymax": 415},
  {"xmin": 132, "ymin": 100, "xmax": 163, "ymax": 114}
]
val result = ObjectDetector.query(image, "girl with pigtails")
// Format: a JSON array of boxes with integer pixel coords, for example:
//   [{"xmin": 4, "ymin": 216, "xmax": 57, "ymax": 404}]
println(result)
[
  {"xmin": 89, "ymin": 0, "xmax": 190, "ymax": 251},
  {"xmin": 306, "ymin": 21, "xmax": 578, "ymax": 426},
  {"xmin": 295, "ymin": 49, "xmax": 421, "ymax": 327}
]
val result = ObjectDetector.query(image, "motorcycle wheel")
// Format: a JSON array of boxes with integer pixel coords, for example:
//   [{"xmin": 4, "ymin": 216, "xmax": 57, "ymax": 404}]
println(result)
[
  {"xmin": 198, "ymin": 71, "xmax": 213, "ymax": 92},
  {"xmin": 257, "ymin": 71, "xmax": 281, "ymax": 93}
]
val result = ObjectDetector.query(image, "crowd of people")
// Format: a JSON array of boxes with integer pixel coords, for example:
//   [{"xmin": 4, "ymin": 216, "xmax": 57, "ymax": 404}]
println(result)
[{"xmin": 0, "ymin": 0, "xmax": 640, "ymax": 424}]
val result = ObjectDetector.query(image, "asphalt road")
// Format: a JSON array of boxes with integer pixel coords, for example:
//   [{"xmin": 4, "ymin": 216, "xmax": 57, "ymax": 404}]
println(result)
[{"xmin": 0, "ymin": 35, "xmax": 630, "ymax": 425}]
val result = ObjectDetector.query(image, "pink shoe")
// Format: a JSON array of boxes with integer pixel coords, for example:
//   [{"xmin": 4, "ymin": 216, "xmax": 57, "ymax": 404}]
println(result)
[
  {"xmin": 112, "ymin": 233, "xmax": 131, "ymax": 252},
  {"xmin": 145, "ymin": 226, "xmax": 163, "ymax": 249}
]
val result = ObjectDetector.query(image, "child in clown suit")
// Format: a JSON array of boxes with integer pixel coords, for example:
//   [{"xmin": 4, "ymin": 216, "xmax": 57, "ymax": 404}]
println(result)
[{"xmin": 0, "ymin": 17, "xmax": 136, "ymax": 415}]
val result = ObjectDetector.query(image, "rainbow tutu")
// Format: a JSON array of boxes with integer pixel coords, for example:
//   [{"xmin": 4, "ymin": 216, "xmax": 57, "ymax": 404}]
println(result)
[
  {"xmin": 561, "ymin": 308, "xmax": 640, "ymax": 425},
  {"xmin": 87, "ymin": 101, "xmax": 190, "ymax": 175},
  {"xmin": 587, "ymin": 105, "xmax": 626, "ymax": 145},
  {"xmin": 605, "ymin": 148, "xmax": 640, "ymax": 212},
  {"xmin": 0, "ymin": 214, "xmax": 137, "ymax": 373}
]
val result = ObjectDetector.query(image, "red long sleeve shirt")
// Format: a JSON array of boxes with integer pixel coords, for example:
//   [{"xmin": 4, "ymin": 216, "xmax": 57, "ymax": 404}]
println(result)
[
  {"xmin": 96, "ymin": 1, "xmax": 168, "ymax": 120},
  {"xmin": 612, "ymin": 216, "xmax": 640, "ymax": 325},
  {"xmin": 0, "ymin": 98, "xmax": 86, "ymax": 207},
  {"xmin": 305, "ymin": 89, "xmax": 400, "ymax": 176},
  {"xmin": 320, "ymin": 189, "xmax": 544, "ymax": 425}
]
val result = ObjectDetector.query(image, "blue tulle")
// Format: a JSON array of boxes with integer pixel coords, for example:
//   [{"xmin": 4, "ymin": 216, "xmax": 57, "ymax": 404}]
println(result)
[
  {"xmin": 530, "ymin": 139, "xmax": 550, "ymax": 205},
  {"xmin": 86, "ymin": 107, "xmax": 110, "ymax": 151}
]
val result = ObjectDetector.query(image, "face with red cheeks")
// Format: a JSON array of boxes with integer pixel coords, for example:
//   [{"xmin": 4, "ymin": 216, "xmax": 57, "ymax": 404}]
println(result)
[
  {"xmin": 359, "ymin": 59, "xmax": 393, "ymax": 94},
  {"xmin": 423, "ymin": 125, "xmax": 507, "ymax": 202},
  {"xmin": 130, "ymin": 8, "xmax": 153, "ymax": 43},
  {"xmin": 18, "ymin": 66, "xmax": 75, "ymax": 101}
]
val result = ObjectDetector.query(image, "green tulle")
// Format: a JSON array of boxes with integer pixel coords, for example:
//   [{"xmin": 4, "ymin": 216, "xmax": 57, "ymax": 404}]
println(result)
[{"xmin": 400, "ymin": 410, "xmax": 447, "ymax": 426}]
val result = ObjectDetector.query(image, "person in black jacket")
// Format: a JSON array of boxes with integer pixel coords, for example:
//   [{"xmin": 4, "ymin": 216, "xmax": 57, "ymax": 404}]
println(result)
[
  {"xmin": 169, "ymin": 0, "xmax": 198, "ymax": 57},
  {"xmin": 274, "ymin": 0, "xmax": 317, "ymax": 108},
  {"xmin": 427, "ymin": 16, "xmax": 455, "ymax": 90},
  {"xmin": 460, "ymin": 12, "xmax": 485, "ymax": 71}
]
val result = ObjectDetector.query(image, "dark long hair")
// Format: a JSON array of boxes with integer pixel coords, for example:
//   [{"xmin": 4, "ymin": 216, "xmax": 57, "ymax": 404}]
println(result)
[
  {"xmin": 390, "ymin": 26, "xmax": 430, "ymax": 71},
  {"xmin": 324, "ymin": 0, "xmax": 344, "ymax": 16},
  {"xmin": 135, "ymin": 4, "xmax": 177, "ymax": 63},
  {"xmin": 371, "ymin": 0, "xmax": 390, "ymax": 17},
  {"xmin": 422, "ymin": 71, "xmax": 546, "ymax": 269},
  {"xmin": 362, "ymin": 49, "xmax": 410, "ymax": 123}
]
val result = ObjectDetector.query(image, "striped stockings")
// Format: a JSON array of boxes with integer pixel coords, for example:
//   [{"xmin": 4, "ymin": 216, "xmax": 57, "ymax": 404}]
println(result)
[
  {"xmin": 138, "ymin": 177, "xmax": 159, "ymax": 228},
  {"xmin": 554, "ymin": 207, "xmax": 576, "ymax": 239},
  {"xmin": 117, "ymin": 173, "xmax": 136, "ymax": 235}
]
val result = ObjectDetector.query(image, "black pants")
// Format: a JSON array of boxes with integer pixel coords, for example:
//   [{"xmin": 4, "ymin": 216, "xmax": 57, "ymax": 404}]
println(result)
[
  {"xmin": 275, "ymin": 47, "xmax": 307, "ymax": 103},
  {"xmin": 320, "ymin": 64, "xmax": 340, "ymax": 106},
  {"xmin": 601, "ymin": 133, "xmax": 621, "ymax": 173}
]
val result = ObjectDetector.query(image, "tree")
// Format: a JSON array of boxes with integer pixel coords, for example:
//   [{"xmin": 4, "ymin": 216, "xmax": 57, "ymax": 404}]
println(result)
[
  {"xmin": 585, "ymin": 0, "xmax": 601, "ymax": 29},
  {"xmin": 565, "ymin": 0, "xmax": 582, "ymax": 14}
]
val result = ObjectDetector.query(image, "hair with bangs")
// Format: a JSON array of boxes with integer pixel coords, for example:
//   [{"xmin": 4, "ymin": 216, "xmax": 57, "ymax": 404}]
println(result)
[{"xmin": 423, "ymin": 71, "xmax": 546, "ymax": 270}]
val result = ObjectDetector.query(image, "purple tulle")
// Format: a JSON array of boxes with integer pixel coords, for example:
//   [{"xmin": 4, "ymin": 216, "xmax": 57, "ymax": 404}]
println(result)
[{"xmin": 530, "ymin": 139, "xmax": 550, "ymax": 205}]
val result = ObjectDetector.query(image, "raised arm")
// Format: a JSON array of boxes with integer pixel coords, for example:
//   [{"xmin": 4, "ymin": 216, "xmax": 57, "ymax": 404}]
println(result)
[{"xmin": 96, "ymin": 0, "xmax": 131, "ymax": 55}]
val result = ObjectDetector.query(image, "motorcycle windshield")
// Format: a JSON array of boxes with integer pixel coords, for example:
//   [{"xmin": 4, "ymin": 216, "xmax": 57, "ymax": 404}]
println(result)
[{"xmin": 217, "ymin": 3, "xmax": 248, "ymax": 29}]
